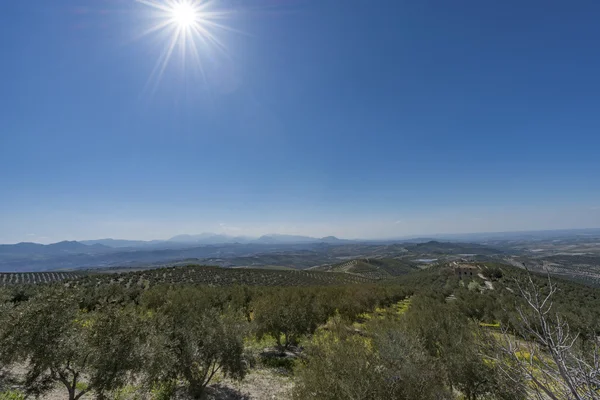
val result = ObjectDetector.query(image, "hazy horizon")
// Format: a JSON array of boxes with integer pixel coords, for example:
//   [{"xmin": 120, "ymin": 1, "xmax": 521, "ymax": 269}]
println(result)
[{"xmin": 4, "ymin": 218, "xmax": 600, "ymax": 245}]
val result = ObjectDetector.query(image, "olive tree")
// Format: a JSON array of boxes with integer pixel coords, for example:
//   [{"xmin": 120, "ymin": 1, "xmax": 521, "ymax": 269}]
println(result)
[
  {"xmin": 293, "ymin": 317, "xmax": 450, "ymax": 400},
  {"xmin": 403, "ymin": 295, "xmax": 526, "ymax": 400},
  {"xmin": 253, "ymin": 288, "xmax": 325, "ymax": 351},
  {"xmin": 143, "ymin": 289, "xmax": 249, "ymax": 399},
  {"xmin": 0, "ymin": 289, "xmax": 144, "ymax": 400},
  {"xmin": 0, "ymin": 291, "xmax": 14, "ymax": 384}
]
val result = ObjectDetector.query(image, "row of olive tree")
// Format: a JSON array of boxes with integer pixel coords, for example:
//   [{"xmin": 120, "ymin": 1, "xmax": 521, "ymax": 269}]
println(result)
[
  {"xmin": 0, "ymin": 286, "xmax": 250, "ymax": 400},
  {"xmin": 0, "ymin": 282, "xmax": 411, "ymax": 399},
  {"xmin": 292, "ymin": 275, "xmax": 600, "ymax": 400},
  {"xmin": 292, "ymin": 294, "xmax": 525, "ymax": 400},
  {"xmin": 0, "ymin": 288, "xmax": 143, "ymax": 400},
  {"xmin": 251, "ymin": 284, "xmax": 411, "ymax": 352},
  {"xmin": 5, "ymin": 269, "xmax": 596, "ymax": 400}
]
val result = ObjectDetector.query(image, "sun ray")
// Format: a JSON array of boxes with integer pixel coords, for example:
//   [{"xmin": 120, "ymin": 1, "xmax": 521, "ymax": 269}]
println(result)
[
  {"xmin": 187, "ymin": 27, "xmax": 207, "ymax": 84},
  {"xmin": 199, "ymin": 19, "xmax": 251, "ymax": 37},
  {"xmin": 194, "ymin": 24, "xmax": 229, "ymax": 56},
  {"xmin": 143, "ymin": 26, "xmax": 182, "ymax": 95},
  {"xmin": 136, "ymin": 0, "xmax": 173, "ymax": 14},
  {"xmin": 134, "ymin": 19, "xmax": 173, "ymax": 42},
  {"xmin": 136, "ymin": 0, "xmax": 240, "ymax": 93},
  {"xmin": 154, "ymin": 27, "xmax": 181, "ymax": 88}
]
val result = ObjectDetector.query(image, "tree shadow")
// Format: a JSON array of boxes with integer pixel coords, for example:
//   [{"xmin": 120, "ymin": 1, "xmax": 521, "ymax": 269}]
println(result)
[
  {"xmin": 204, "ymin": 384, "xmax": 250, "ymax": 400},
  {"xmin": 0, "ymin": 369, "xmax": 21, "ymax": 391}
]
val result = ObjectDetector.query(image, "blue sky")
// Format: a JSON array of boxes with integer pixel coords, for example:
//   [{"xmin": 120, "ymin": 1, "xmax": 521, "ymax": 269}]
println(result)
[{"xmin": 1, "ymin": 0, "xmax": 599, "ymax": 243}]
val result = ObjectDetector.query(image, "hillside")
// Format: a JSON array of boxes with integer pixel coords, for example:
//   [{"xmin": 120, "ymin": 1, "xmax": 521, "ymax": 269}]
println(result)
[
  {"xmin": 65, "ymin": 264, "xmax": 372, "ymax": 289},
  {"xmin": 0, "ymin": 271, "xmax": 84, "ymax": 286},
  {"xmin": 1, "ymin": 259, "xmax": 599, "ymax": 400},
  {"xmin": 310, "ymin": 258, "xmax": 418, "ymax": 279}
]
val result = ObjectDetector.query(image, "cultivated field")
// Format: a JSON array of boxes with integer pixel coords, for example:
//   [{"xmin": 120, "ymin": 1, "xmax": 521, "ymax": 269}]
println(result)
[
  {"xmin": 0, "ymin": 271, "xmax": 82, "ymax": 286},
  {"xmin": 66, "ymin": 265, "xmax": 373, "ymax": 289}
]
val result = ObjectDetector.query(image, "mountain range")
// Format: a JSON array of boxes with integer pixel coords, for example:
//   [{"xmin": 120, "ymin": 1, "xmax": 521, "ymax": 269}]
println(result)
[
  {"xmin": 1, "ymin": 228, "xmax": 597, "ymax": 273},
  {"xmin": 0, "ymin": 234, "xmax": 350, "ymax": 262},
  {"xmin": 80, "ymin": 233, "xmax": 348, "ymax": 248}
]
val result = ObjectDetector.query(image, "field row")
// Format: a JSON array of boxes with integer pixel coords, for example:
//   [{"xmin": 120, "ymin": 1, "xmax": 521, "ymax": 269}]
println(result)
[{"xmin": 0, "ymin": 272, "xmax": 82, "ymax": 285}]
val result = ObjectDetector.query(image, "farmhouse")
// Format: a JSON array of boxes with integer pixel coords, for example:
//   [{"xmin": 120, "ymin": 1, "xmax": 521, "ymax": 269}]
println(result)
[{"xmin": 454, "ymin": 264, "xmax": 480, "ymax": 279}]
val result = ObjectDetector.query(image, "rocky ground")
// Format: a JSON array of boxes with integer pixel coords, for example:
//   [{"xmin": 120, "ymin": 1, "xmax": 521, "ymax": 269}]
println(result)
[
  {"xmin": 205, "ymin": 368, "xmax": 293, "ymax": 400},
  {"xmin": 3, "ymin": 352, "xmax": 295, "ymax": 399}
]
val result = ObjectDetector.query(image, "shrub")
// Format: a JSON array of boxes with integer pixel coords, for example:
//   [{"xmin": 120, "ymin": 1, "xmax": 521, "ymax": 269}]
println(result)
[
  {"xmin": 482, "ymin": 268, "xmax": 503, "ymax": 281},
  {"xmin": 293, "ymin": 318, "xmax": 449, "ymax": 400}
]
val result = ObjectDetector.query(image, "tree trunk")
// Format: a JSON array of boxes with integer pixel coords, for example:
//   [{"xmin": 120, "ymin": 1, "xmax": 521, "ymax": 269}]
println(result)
[{"xmin": 188, "ymin": 381, "xmax": 205, "ymax": 399}]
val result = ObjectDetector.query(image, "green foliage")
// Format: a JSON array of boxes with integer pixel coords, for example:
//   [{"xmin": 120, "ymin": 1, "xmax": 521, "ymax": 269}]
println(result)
[
  {"xmin": 0, "ymin": 272, "xmax": 83, "ymax": 286},
  {"xmin": 70, "ymin": 265, "xmax": 371, "ymax": 289},
  {"xmin": 106, "ymin": 385, "xmax": 144, "ymax": 400},
  {"xmin": 293, "ymin": 318, "xmax": 450, "ymax": 400},
  {"xmin": 149, "ymin": 381, "xmax": 177, "ymax": 400},
  {"xmin": 253, "ymin": 288, "xmax": 326, "ymax": 350},
  {"xmin": 0, "ymin": 288, "xmax": 145, "ymax": 400},
  {"xmin": 0, "ymin": 390, "xmax": 26, "ymax": 400},
  {"xmin": 142, "ymin": 288, "xmax": 249, "ymax": 398},
  {"xmin": 402, "ymin": 295, "xmax": 527, "ymax": 400},
  {"xmin": 468, "ymin": 280, "xmax": 481, "ymax": 291},
  {"xmin": 313, "ymin": 258, "xmax": 418, "ymax": 280},
  {"xmin": 259, "ymin": 354, "xmax": 297, "ymax": 371},
  {"xmin": 0, "ymin": 260, "xmax": 598, "ymax": 400},
  {"xmin": 293, "ymin": 330, "xmax": 385, "ymax": 400},
  {"xmin": 482, "ymin": 267, "xmax": 503, "ymax": 281}
]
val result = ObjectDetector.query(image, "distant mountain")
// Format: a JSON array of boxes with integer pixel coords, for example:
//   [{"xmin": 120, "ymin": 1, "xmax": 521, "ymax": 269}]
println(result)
[
  {"xmin": 81, "ymin": 239, "xmax": 164, "ymax": 248},
  {"xmin": 49, "ymin": 241, "xmax": 99, "ymax": 252},
  {"xmin": 319, "ymin": 236, "xmax": 348, "ymax": 243},
  {"xmin": 404, "ymin": 240, "xmax": 503, "ymax": 255},
  {"xmin": 168, "ymin": 233, "xmax": 253, "ymax": 244},
  {"xmin": 393, "ymin": 228, "xmax": 600, "ymax": 243},
  {"xmin": 254, "ymin": 234, "xmax": 351, "ymax": 244},
  {"xmin": 255, "ymin": 234, "xmax": 318, "ymax": 244},
  {"xmin": 80, "ymin": 234, "xmax": 350, "ymax": 247},
  {"xmin": 166, "ymin": 233, "xmax": 346, "ymax": 245},
  {"xmin": 0, "ymin": 236, "xmax": 510, "ymax": 273},
  {"xmin": 0, "ymin": 241, "xmax": 111, "ymax": 255},
  {"xmin": 168, "ymin": 233, "xmax": 215, "ymax": 242}
]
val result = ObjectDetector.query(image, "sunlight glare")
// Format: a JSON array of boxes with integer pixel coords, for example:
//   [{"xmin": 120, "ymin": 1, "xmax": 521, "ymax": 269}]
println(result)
[
  {"xmin": 170, "ymin": 1, "xmax": 197, "ymax": 28},
  {"xmin": 136, "ymin": 0, "xmax": 239, "ymax": 94}
]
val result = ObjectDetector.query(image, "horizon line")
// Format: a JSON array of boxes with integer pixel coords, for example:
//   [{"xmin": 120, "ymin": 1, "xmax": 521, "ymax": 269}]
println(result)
[{"xmin": 3, "ymin": 226, "xmax": 600, "ymax": 246}]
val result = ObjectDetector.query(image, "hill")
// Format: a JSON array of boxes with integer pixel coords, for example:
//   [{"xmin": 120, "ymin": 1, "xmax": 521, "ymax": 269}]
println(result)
[
  {"xmin": 0, "ymin": 241, "xmax": 110, "ymax": 255},
  {"xmin": 66, "ymin": 264, "xmax": 373, "ymax": 289},
  {"xmin": 310, "ymin": 258, "xmax": 418, "ymax": 279}
]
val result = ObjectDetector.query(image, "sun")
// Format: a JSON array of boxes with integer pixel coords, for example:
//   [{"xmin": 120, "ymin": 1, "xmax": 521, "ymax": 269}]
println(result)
[
  {"xmin": 170, "ymin": 1, "xmax": 198, "ymax": 28},
  {"xmin": 136, "ymin": 0, "xmax": 239, "ymax": 93}
]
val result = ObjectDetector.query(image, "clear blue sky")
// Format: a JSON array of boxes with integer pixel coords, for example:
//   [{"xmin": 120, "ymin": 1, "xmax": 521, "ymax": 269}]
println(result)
[{"xmin": 1, "ymin": 0, "xmax": 599, "ymax": 243}]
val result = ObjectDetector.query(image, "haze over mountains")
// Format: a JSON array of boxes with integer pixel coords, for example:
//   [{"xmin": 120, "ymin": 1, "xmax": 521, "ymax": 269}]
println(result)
[
  {"xmin": 0, "ymin": 233, "xmax": 354, "ymax": 272},
  {"xmin": 1, "ymin": 228, "xmax": 599, "ymax": 274},
  {"xmin": 80, "ymin": 233, "xmax": 349, "ymax": 248}
]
